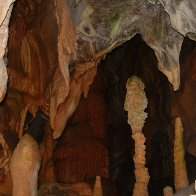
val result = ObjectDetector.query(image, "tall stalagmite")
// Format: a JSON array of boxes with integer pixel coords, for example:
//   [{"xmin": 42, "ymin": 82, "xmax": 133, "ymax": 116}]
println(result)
[
  {"xmin": 124, "ymin": 76, "xmax": 150, "ymax": 196},
  {"xmin": 174, "ymin": 117, "xmax": 189, "ymax": 191},
  {"xmin": 93, "ymin": 176, "xmax": 103, "ymax": 196},
  {"xmin": 10, "ymin": 134, "xmax": 41, "ymax": 196}
]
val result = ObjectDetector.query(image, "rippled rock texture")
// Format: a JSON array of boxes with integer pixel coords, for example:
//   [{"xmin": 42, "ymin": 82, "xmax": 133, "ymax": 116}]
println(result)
[{"xmin": 0, "ymin": 0, "xmax": 195, "ymax": 195}]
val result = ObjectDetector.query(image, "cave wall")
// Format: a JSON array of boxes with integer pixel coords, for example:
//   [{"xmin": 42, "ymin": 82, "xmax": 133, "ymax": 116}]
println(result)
[
  {"xmin": 7, "ymin": 0, "xmax": 58, "ymax": 136},
  {"xmin": 53, "ymin": 68, "xmax": 109, "ymax": 183},
  {"xmin": 0, "ymin": 0, "xmax": 195, "ymax": 195},
  {"xmin": 172, "ymin": 38, "xmax": 196, "ymax": 157},
  {"xmin": 4, "ymin": 0, "xmax": 196, "ymax": 147},
  {"xmin": 0, "ymin": 0, "xmax": 15, "ymax": 102},
  {"xmin": 103, "ymin": 34, "xmax": 173, "ymax": 196}
]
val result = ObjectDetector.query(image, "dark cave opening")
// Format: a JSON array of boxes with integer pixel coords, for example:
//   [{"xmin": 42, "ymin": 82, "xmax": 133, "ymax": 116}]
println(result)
[
  {"xmin": 1, "ymin": 1, "xmax": 196, "ymax": 195},
  {"xmin": 52, "ymin": 34, "xmax": 175, "ymax": 196}
]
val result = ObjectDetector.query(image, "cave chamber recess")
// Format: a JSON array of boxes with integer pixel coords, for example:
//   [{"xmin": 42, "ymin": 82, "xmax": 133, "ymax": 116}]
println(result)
[
  {"xmin": 0, "ymin": 0, "xmax": 195, "ymax": 195},
  {"xmin": 46, "ymin": 34, "xmax": 176, "ymax": 195}
]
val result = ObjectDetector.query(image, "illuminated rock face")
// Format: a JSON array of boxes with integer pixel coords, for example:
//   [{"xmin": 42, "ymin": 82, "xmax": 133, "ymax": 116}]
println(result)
[
  {"xmin": 0, "ymin": 1, "xmax": 15, "ymax": 102},
  {"xmin": 0, "ymin": 0, "xmax": 195, "ymax": 195},
  {"xmin": 10, "ymin": 134, "xmax": 41, "ymax": 196},
  {"xmin": 4, "ymin": 0, "xmax": 196, "ymax": 141},
  {"xmin": 124, "ymin": 76, "xmax": 150, "ymax": 196}
]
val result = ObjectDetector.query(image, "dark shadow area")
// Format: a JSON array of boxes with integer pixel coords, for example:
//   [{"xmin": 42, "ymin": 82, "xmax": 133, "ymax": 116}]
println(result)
[
  {"xmin": 102, "ymin": 34, "xmax": 174, "ymax": 196},
  {"xmin": 51, "ymin": 35, "xmax": 196, "ymax": 196}
]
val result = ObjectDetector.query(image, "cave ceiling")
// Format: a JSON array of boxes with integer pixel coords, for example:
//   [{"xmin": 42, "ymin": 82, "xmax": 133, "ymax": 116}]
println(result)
[{"xmin": 0, "ymin": 0, "xmax": 195, "ymax": 140}]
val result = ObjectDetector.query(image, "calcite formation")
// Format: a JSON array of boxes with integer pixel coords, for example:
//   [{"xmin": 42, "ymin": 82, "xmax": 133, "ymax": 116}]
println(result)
[
  {"xmin": 163, "ymin": 186, "xmax": 174, "ymax": 196},
  {"xmin": 71, "ymin": 0, "xmax": 186, "ymax": 91},
  {"xmin": 124, "ymin": 76, "xmax": 149, "ymax": 196},
  {"xmin": 153, "ymin": 0, "xmax": 196, "ymax": 39},
  {"xmin": 3, "ymin": 0, "xmax": 196, "ymax": 146},
  {"xmin": 10, "ymin": 134, "xmax": 41, "ymax": 196},
  {"xmin": 53, "ymin": 71, "xmax": 108, "ymax": 183},
  {"xmin": 174, "ymin": 183, "xmax": 195, "ymax": 196},
  {"xmin": 174, "ymin": 117, "xmax": 189, "ymax": 191},
  {"xmin": 0, "ymin": 0, "xmax": 194, "ymax": 195},
  {"xmin": 0, "ymin": 1, "xmax": 15, "ymax": 101},
  {"xmin": 93, "ymin": 176, "xmax": 103, "ymax": 196},
  {"xmin": 163, "ymin": 117, "xmax": 191, "ymax": 195},
  {"xmin": 172, "ymin": 42, "xmax": 196, "ymax": 157}
]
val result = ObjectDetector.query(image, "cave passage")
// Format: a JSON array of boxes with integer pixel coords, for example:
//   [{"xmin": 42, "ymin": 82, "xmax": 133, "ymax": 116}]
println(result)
[
  {"xmin": 52, "ymin": 34, "xmax": 174, "ymax": 196},
  {"xmin": 102, "ymin": 34, "xmax": 174, "ymax": 196},
  {"xmin": 0, "ymin": 1, "xmax": 196, "ymax": 196}
]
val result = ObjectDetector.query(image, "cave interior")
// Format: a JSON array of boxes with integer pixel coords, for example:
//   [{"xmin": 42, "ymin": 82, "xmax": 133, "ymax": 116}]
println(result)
[{"xmin": 0, "ymin": 0, "xmax": 196, "ymax": 196}]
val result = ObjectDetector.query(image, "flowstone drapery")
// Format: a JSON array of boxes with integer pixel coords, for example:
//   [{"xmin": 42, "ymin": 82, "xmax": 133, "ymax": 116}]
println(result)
[{"xmin": 124, "ymin": 76, "xmax": 149, "ymax": 196}]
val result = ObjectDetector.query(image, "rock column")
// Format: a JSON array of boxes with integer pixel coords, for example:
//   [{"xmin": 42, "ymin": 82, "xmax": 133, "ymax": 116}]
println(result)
[{"xmin": 124, "ymin": 76, "xmax": 150, "ymax": 196}]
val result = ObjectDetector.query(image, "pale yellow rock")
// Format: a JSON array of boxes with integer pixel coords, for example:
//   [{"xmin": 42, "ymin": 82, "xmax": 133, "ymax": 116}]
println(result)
[
  {"xmin": 93, "ymin": 176, "xmax": 103, "ymax": 196},
  {"xmin": 174, "ymin": 117, "xmax": 189, "ymax": 191},
  {"xmin": 72, "ymin": 183, "xmax": 93, "ymax": 195},
  {"xmin": 124, "ymin": 76, "xmax": 149, "ymax": 196},
  {"xmin": 124, "ymin": 76, "xmax": 148, "ymax": 132},
  {"xmin": 163, "ymin": 186, "xmax": 174, "ymax": 196},
  {"xmin": 10, "ymin": 134, "xmax": 41, "ymax": 196}
]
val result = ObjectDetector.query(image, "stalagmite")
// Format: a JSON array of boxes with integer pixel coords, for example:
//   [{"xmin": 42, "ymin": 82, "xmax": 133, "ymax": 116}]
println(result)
[
  {"xmin": 124, "ymin": 76, "xmax": 150, "ymax": 196},
  {"xmin": 174, "ymin": 117, "xmax": 189, "ymax": 191},
  {"xmin": 93, "ymin": 176, "xmax": 103, "ymax": 196},
  {"xmin": 163, "ymin": 186, "xmax": 174, "ymax": 196},
  {"xmin": 10, "ymin": 134, "xmax": 41, "ymax": 196}
]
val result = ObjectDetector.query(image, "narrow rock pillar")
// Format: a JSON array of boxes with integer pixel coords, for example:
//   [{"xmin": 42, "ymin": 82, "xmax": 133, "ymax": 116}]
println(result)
[
  {"xmin": 174, "ymin": 117, "xmax": 189, "ymax": 191},
  {"xmin": 124, "ymin": 76, "xmax": 150, "ymax": 196}
]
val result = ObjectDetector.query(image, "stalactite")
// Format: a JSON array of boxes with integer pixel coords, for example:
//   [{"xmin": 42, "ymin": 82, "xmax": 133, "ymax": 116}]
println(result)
[
  {"xmin": 39, "ymin": 181, "xmax": 93, "ymax": 195},
  {"xmin": 174, "ymin": 117, "xmax": 189, "ymax": 191},
  {"xmin": 50, "ymin": 0, "xmax": 75, "ymax": 131},
  {"xmin": 52, "ymin": 62, "xmax": 97, "ymax": 139},
  {"xmin": 124, "ymin": 76, "xmax": 150, "ymax": 196},
  {"xmin": 0, "ymin": 133, "xmax": 11, "ymax": 174},
  {"xmin": 53, "ymin": 139, "xmax": 108, "ymax": 182}
]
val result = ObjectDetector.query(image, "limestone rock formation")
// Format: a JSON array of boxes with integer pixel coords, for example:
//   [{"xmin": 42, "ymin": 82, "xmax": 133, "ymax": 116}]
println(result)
[
  {"xmin": 10, "ymin": 134, "xmax": 41, "ymax": 196},
  {"xmin": 164, "ymin": 186, "xmax": 174, "ymax": 196},
  {"xmin": 0, "ymin": 1, "xmax": 15, "ymax": 101},
  {"xmin": 0, "ymin": 0, "xmax": 195, "ymax": 195},
  {"xmin": 153, "ymin": 0, "xmax": 196, "ymax": 39},
  {"xmin": 93, "ymin": 176, "xmax": 103, "ymax": 196},
  {"xmin": 39, "ymin": 181, "xmax": 93, "ymax": 196},
  {"xmin": 124, "ymin": 76, "xmax": 149, "ymax": 196},
  {"xmin": 174, "ymin": 117, "xmax": 189, "ymax": 191},
  {"xmin": 71, "ymin": 0, "xmax": 186, "ymax": 90},
  {"xmin": 4, "ymin": 0, "xmax": 196, "ymax": 143},
  {"xmin": 53, "ymin": 71, "xmax": 108, "ymax": 183}
]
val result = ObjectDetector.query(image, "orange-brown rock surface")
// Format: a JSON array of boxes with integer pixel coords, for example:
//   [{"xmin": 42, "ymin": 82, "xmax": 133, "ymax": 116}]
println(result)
[
  {"xmin": 53, "ymin": 69, "xmax": 109, "ymax": 183},
  {"xmin": 0, "ymin": 0, "xmax": 195, "ymax": 195},
  {"xmin": 172, "ymin": 39, "xmax": 196, "ymax": 157},
  {"xmin": 124, "ymin": 76, "xmax": 150, "ymax": 196}
]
